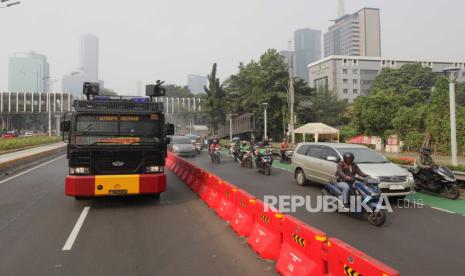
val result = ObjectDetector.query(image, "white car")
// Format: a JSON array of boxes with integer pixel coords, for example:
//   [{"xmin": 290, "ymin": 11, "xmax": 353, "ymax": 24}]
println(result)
[{"xmin": 291, "ymin": 143, "xmax": 415, "ymax": 198}]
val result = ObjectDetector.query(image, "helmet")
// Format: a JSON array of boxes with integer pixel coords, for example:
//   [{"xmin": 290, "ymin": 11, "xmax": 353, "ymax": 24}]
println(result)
[
  {"xmin": 342, "ymin": 152, "xmax": 355, "ymax": 163},
  {"xmin": 420, "ymin": 147, "xmax": 432, "ymax": 155},
  {"xmin": 241, "ymin": 141, "xmax": 247, "ymax": 146}
]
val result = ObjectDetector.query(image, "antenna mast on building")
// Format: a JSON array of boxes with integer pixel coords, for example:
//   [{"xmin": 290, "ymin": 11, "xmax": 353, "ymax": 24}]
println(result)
[{"xmin": 338, "ymin": 0, "xmax": 345, "ymax": 17}]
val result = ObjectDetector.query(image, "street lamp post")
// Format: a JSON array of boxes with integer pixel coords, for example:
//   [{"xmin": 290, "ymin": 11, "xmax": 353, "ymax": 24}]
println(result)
[
  {"xmin": 443, "ymin": 66, "xmax": 461, "ymax": 166},
  {"xmin": 262, "ymin": 103, "xmax": 268, "ymax": 140}
]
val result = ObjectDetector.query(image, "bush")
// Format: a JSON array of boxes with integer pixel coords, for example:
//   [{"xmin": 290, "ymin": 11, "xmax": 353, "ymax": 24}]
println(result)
[{"xmin": 0, "ymin": 136, "xmax": 61, "ymax": 152}]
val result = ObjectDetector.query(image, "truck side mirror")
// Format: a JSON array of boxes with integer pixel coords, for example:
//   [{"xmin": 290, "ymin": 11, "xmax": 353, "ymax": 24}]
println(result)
[{"xmin": 165, "ymin": 123, "xmax": 175, "ymax": 136}]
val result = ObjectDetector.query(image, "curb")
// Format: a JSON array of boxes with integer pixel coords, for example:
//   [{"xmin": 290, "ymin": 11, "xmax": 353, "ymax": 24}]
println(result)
[{"xmin": 0, "ymin": 145, "xmax": 67, "ymax": 176}]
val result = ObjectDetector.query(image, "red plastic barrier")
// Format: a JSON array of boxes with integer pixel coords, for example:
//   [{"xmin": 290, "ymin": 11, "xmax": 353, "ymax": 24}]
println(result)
[
  {"xmin": 327, "ymin": 238, "xmax": 400, "ymax": 276},
  {"xmin": 173, "ymin": 162, "xmax": 181, "ymax": 175},
  {"xmin": 191, "ymin": 170, "xmax": 205, "ymax": 194},
  {"xmin": 199, "ymin": 173, "xmax": 216, "ymax": 201},
  {"xmin": 181, "ymin": 164, "xmax": 191, "ymax": 182},
  {"xmin": 215, "ymin": 182, "xmax": 238, "ymax": 221},
  {"xmin": 276, "ymin": 216, "xmax": 327, "ymax": 276},
  {"xmin": 230, "ymin": 190, "xmax": 256, "ymax": 237},
  {"xmin": 205, "ymin": 177, "xmax": 223, "ymax": 209},
  {"xmin": 186, "ymin": 167, "xmax": 198, "ymax": 187},
  {"xmin": 247, "ymin": 200, "xmax": 283, "ymax": 260}
]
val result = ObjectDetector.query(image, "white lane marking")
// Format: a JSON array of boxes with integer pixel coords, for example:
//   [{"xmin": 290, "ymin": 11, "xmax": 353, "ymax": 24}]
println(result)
[
  {"xmin": 431, "ymin": 207, "xmax": 456, "ymax": 214},
  {"xmin": 62, "ymin": 206, "xmax": 91, "ymax": 251},
  {"xmin": 0, "ymin": 154, "xmax": 66, "ymax": 185}
]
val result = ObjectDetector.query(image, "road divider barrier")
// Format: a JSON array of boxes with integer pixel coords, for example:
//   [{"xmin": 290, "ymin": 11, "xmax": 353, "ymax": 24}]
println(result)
[
  {"xmin": 215, "ymin": 181, "xmax": 238, "ymax": 221},
  {"xmin": 166, "ymin": 152, "xmax": 400, "ymax": 275},
  {"xmin": 247, "ymin": 200, "xmax": 284, "ymax": 260},
  {"xmin": 326, "ymin": 238, "xmax": 400, "ymax": 276},
  {"xmin": 230, "ymin": 190, "xmax": 256, "ymax": 237},
  {"xmin": 276, "ymin": 216, "xmax": 327, "ymax": 276}
]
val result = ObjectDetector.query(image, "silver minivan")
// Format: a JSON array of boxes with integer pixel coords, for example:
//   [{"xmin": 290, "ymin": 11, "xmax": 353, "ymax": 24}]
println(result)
[{"xmin": 291, "ymin": 143, "xmax": 415, "ymax": 197}]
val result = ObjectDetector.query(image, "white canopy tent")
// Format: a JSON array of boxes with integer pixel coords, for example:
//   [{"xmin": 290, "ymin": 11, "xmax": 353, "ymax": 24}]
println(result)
[{"xmin": 294, "ymin": 123, "xmax": 340, "ymax": 142}]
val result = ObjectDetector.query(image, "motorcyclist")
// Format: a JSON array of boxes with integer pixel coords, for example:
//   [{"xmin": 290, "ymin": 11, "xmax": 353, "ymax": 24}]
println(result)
[
  {"xmin": 209, "ymin": 135, "xmax": 220, "ymax": 156},
  {"xmin": 254, "ymin": 142, "xmax": 268, "ymax": 168},
  {"xmin": 414, "ymin": 147, "xmax": 435, "ymax": 174},
  {"xmin": 335, "ymin": 152, "xmax": 368, "ymax": 208},
  {"xmin": 279, "ymin": 138, "xmax": 289, "ymax": 163}
]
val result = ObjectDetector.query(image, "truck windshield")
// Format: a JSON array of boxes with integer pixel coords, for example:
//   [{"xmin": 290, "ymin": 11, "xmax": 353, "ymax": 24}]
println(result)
[{"xmin": 74, "ymin": 114, "xmax": 161, "ymax": 145}]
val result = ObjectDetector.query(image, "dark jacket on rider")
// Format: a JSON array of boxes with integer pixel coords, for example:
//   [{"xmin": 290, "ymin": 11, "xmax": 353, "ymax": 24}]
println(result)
[{"xmin": 336, "ymin": 161, "xmax": 367, "ymax": 181}]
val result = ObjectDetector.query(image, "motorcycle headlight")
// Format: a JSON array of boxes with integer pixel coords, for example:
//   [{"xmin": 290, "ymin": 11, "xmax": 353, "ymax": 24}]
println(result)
[
  {"xmin": 146, "ymin": 166, "xmax": 164, "ymax": 173},
  {"xmin": 69, "ymin": 167, "xmax": 90, "ymax": 175}
]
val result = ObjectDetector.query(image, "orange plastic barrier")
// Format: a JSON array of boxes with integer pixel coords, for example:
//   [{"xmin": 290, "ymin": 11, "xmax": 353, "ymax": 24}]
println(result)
[
  {"xmin": 205, "ymin": 177, "xmax": 223, "ymax": 209},
  {"xmin": 276, "ymin": 216, "xmax": 327, "ymax": 276},
  {"xmin": 327, "ymin": 238, "xmax": 400, "ymax": 276},
  {"xmin": 199, "ymin": 173, "xmax": 215, "ymax": 201},
  {"xmin": 247, "ymin": 200, "xmax": 283, "ymax": 260},
  {"xmin": 230, "ymin": 190, "xmax": 256, "ymax": 237},
  {"xmin": 191, "ymin": 170, "xmax": 205, "ymax": 194},
  {"xmin": 166, "ymin": 153, "xmax": 400, "ymax": 275},
  {"xmin": 215, "ymin": 181, "xmax": 238, "ymax": 221}
]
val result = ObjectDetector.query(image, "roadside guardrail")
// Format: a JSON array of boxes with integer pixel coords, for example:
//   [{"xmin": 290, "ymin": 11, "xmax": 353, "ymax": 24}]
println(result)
[{"xmin": 166, "ymin": 152, "xmax": 400, "ymax": 276}]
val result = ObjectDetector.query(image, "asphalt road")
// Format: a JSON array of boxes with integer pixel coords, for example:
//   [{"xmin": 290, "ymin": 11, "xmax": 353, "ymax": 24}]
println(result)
[
  {"xmin": 191, "ymin": 152, "xmax": 465, "ymax": 276},
  {"xmin": 0, "ymin": 155, "xmax": 275, "ymax": 276}
]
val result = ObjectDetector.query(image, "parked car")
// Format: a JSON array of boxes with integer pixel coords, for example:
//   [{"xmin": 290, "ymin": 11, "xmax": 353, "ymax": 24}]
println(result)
[
  {"xmin": 291, "ymin": 143, "xmax": 415, "ymax": 197},
  {"xmin": 24, "ymin": 131, "xmax": 35, "ymax": 137},
  {"xmin": 168, "ymin": 136, "xmax": 196, "ymax": 157},
  {"xmin": 1, "ymin": 131, "xmax": 18, "ymax": 139}
]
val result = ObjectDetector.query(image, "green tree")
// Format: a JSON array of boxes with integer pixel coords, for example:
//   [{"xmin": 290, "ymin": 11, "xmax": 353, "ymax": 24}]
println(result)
[
  {"xmin": 223, "ymin": 49, "xmax": 313, "ymax": 140},
  {"xmin": 426, "ymin": 77, "xmax": 451, "ymax": 152},
  {"xmin": 352, "ymin": 92, "xmax": 400, "ymax": 137},
  {"xmin": 202, "ymin": 63, "xmax": 226, "ymax": 134},
  {"xmin": 297, "ymin": 90, "xmax": 348, "ymax": 126}
]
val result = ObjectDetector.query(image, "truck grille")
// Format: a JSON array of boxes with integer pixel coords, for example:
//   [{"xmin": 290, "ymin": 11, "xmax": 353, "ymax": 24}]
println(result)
[
  {"xmin": 92, "ymin": 151, "xmax": 143, "ymax": 174},
  {"xmin": 379, "ymin": 176, "xmax": 407, "ymax": 183}
]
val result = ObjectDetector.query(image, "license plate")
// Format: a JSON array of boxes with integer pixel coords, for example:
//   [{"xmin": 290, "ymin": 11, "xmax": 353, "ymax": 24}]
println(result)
[
  {"xmin": 389, "ymin": 185, "xmax": 404, "ymax": 190},
  {"xmin": 109, "ymin": 189, "xmax": 128, "ymax": 195}
]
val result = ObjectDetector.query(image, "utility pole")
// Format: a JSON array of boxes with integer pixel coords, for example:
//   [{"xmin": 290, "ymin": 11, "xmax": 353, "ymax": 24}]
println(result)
[
  {"xmin": 262, "ymin": 103, "xmax": 268, "ymax": 140},
  {"xmin": 287, "ymin": 41, "xmax": 296, "ymax": 144}
]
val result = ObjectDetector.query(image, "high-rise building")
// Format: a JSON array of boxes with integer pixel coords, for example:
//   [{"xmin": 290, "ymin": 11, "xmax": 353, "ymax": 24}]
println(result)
[
  {"xmin": 294, "ymin": 29, "xmax": 322, "ymax": 82},
  {"xmin": 80, "ymin": 34, "xmax": 99, "ymax": 81},
  {"xmin": 187, "ymin": 74, "xmax": 208, "ymax": 94},
  {"xmin": 8, "ymin": 52, "xmax": 50, "ymax": 92},
  {"xmin": 63, "ymin": 34, "xmax": 101, "ymax": 97},
  {"xmin": 324, "ymin": 8, "xmax": 381, "ymax": 57},
  {"xmin": 308, "ymin": 55, "xmax": 465, "ymax": 103}
]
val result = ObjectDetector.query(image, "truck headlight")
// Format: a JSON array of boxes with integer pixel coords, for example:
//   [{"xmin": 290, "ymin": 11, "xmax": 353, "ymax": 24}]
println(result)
[
  {"xmin": 69, "ymin": 167, "xmax": 90, "ymax": 175},
  {"xmin": 146, "ymin": 166, "xmax": 163, "ymax": 173}
]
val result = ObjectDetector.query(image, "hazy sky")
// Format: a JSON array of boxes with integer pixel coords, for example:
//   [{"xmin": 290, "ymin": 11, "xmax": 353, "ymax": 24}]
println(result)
[{"xmin": 0, "ymin": 0, "xmax": 464, "ymax": 94}]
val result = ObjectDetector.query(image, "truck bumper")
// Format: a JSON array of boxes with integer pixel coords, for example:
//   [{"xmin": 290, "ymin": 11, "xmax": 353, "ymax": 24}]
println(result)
[{"xmin": 65, "ymin": 174, "xmax": 166, "ymax": 197}]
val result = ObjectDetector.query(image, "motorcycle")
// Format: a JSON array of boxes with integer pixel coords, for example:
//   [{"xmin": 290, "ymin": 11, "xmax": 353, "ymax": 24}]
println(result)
[
  {"xmin": 256, "ymin": 148, "xmax": 273, "ymax": 176},
  {"xmin": 322, "ymin": 177, "xmax": 387, "ymax": 226},
  {"xmin": 195, "ymin": 142, "xmax": 203, "ymax": 154},
  {"xmin": 210, "ymin": 145, "xmax": 221, "ymax": 164},
  {"xmin": 229, "ymin": 144, "xmax": 241, "ymax": 163},
  {"xmin": 241, "ymin": 149, "xmax": 254, "ymax": 168},
  {"xmin": 408, "ymin": 166, "xmax": 460, "ymax": 200},
  {"xmin": 280, "ymin": 150, "xmax": 293, "ymax": 163}
]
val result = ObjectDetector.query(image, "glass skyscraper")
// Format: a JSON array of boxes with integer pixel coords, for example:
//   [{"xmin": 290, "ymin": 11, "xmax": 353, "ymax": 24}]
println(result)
[{"xmin": 8, "ymin": 52, "xmax": 50, "ymax": 92}]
